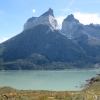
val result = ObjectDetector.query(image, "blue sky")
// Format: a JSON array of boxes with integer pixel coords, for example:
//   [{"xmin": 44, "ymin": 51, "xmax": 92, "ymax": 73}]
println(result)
[{"xmin": 0, "ymin": 0, "xmax": 100, "ymax": 43}]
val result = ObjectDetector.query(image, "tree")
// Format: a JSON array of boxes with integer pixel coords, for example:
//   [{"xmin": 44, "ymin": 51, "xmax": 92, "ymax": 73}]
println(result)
[{"xmin": 0, "ymin": 58, "xmax": 4, "ymax": 70}]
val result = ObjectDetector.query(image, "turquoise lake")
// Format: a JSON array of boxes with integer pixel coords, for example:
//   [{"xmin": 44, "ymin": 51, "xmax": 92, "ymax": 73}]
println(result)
[{"xmin": 0, "ymin": 69, "xmax": 100, "ymax": 91}]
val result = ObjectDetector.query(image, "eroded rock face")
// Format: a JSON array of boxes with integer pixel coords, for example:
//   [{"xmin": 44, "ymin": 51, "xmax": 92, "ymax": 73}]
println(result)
[
  {"xmin": 24, "ymin": 8, "xmax": 59, "ymax": 31},
  {"xmin": 24, "ymin": 17, "xmax": 37, "ymax": 30},
  {"xmin": 61, "ymin": 14, "xmax": 80, "ymax": 38},
  {"xmin": 61, "ymin": 14, "xmax": 100, "ymax": 39}
]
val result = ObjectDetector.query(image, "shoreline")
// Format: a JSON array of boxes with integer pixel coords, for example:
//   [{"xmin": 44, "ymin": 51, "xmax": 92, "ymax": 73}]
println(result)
[
  {"xmin": 0, "ymin": 69, "xmax": 99, "ymax": 91},
  {"xmin": 0, "ymin": 75, "xmax": 100, "ymax": 99}
]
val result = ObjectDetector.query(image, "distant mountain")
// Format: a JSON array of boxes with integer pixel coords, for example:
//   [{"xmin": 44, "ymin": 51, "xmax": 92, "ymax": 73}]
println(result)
[
  {"xmin": 61, "ymin": 14, "xmax": 100, "ymax": 63},
  {"xmin": 0, "ymin": 23, "xmax": 88, "ymax": 69},
  {"xmin": 0, "ymin": 9, "xmax": 100, "ymax": 70},
  {"xmin": 61, "ymin": 14, "xmax": 100, "ymax": 40},
  {"xmin": 24, "ymin": 8, "xmax": 58, "ymax": 30},
  {"xmin": 61, "ymin": 14, "xmax": 80, "ymax": 38},
  {"xmin": 72, "ymin": 25, "xmax": 100, "ymax": 46},
  {"xmin": 63, "ymin": 14, "xmax": 79, "ymax": 23},
  {"xmin": 84, "ymin": 24, "xmax": 100, "ymax": 39}
]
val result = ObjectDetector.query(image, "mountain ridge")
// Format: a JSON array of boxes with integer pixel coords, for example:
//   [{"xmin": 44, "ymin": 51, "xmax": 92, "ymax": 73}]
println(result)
[
  {"xmin": 24, "ymin": 8, "xmax": 58, "ymax": 31},
  {"xmin": 0, "ymin": 8, "xmax": 100, "ymax": 70}
]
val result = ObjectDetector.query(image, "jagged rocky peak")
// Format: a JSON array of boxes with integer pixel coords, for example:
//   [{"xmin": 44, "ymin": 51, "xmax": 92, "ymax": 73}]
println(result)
[
  {"xmin": 27, "ymin": 17, "xmax": 37, "ymax": 23},
  {"xmin": 41, "ymin": 8, "xmax": 54, "ymax": 17},
  {"xmin": 24, "ymin": 8, "xmax": 59, "ymax": 30},
  {"xmin": 61, "ymin": 14, "xmax": 80, "ymax": 38},
  {"xmin": 64, "ymin": 14, "xmax": 79, "ymax": 23}
]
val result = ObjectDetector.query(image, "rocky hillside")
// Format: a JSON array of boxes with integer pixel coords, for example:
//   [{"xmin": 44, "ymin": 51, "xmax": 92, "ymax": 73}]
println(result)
[
  {"xmin": 61, "ymin": 14, "xmax": 100, "ymax": 63},
  {"xmin": 0, "ymin": 9, "xmax": 100, "ymax": 70},
  {"xmin": 0, "ymin": 22, "xmax": 89, "ymax": 69},
  {"xmin": 61, "ymin": 14, "xmax": 80, "ymax": 38},
  {"xmin": 61, "ymin": 14, "xmax": 100, "ymax": 39}
]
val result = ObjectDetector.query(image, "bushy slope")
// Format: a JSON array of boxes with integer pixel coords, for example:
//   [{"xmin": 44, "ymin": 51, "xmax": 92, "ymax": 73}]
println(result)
[{"xmin": 0, "ymin": 23, "xmax": 89, "ymax": 69}]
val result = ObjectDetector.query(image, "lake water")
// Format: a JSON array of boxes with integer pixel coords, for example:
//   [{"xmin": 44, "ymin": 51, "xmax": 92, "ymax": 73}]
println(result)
[{"xmin": 0, "ymin": 69, "xmax": 100, "ymax": 91}]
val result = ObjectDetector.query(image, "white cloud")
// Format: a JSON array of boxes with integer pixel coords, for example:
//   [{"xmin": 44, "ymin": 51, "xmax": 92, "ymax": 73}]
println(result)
[
  {"xmin": 56, "ymin": 16, "xmax": 66, "ymax": 25},
  {"xmin": 0, "ymin": 37, "xmax": 9, "ymax": 43},
  {"xmin": 74, "ymin": 12, "xmax": 100, "ymax": 25},
  {"xmin": 32, "ymin": 9, "xmax": 36, "ymax": 13}
]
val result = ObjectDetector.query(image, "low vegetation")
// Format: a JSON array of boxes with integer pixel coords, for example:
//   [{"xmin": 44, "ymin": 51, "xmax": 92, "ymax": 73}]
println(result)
[{"xmin": 0, "ymin": 57, "xmax": 95, "ymax": 70}]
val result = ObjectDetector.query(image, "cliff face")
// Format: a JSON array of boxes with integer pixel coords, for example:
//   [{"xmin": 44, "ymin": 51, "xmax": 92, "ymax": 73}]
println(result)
[
  {"xmin": 24, "ymin": 8, "xmax": 59, "ymax": 30},
  {"xmin": 61, "ymin": 14, "xmax": 80, "ymax": 38},
  {"xmin": 61, "ymin": 14, "xmax": 100, "ymax": 39},
  {"xmin": 24, "ymin": 17, "xmax": 37, "ymax": 30}
]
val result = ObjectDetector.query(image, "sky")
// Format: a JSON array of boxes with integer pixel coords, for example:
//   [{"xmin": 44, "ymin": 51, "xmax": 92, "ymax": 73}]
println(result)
[{"xmin": 0, "ymin": 0, "xmax": 100, "ymax": 43}]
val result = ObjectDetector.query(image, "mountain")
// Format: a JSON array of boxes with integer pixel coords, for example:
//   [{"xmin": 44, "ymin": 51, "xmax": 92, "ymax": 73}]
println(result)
[
  {"xmin": 72, "ymin": 25, "xmax": 100, "ymax": 46},
  {"xmin": 0, "ymin": 9, "xmax": 100, "ymax": 70},
  {"xmin": 24, "ymin": 8, "xmax": 58, "ymax": 30},
  {"xmin": 61, "ymin": 14, "xmax": 80, "ymax": 38},
  {"xmin": 84, "ymin": 24, "xmax": 100, "ymax": 39},
  {"xmin": 61, "ymin": 14, "xmax": 100, "ymax": 63},
  {"xmin": 0, "ymin": 23, "xmax": 88, "ymax": 69},
  {"xmin": 61, "ymin": 14, "xmax": 100, "ymax": 40},
  {"xmin": 0, "ymin": 8, "xmax": 92, "ymax": 70}
]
